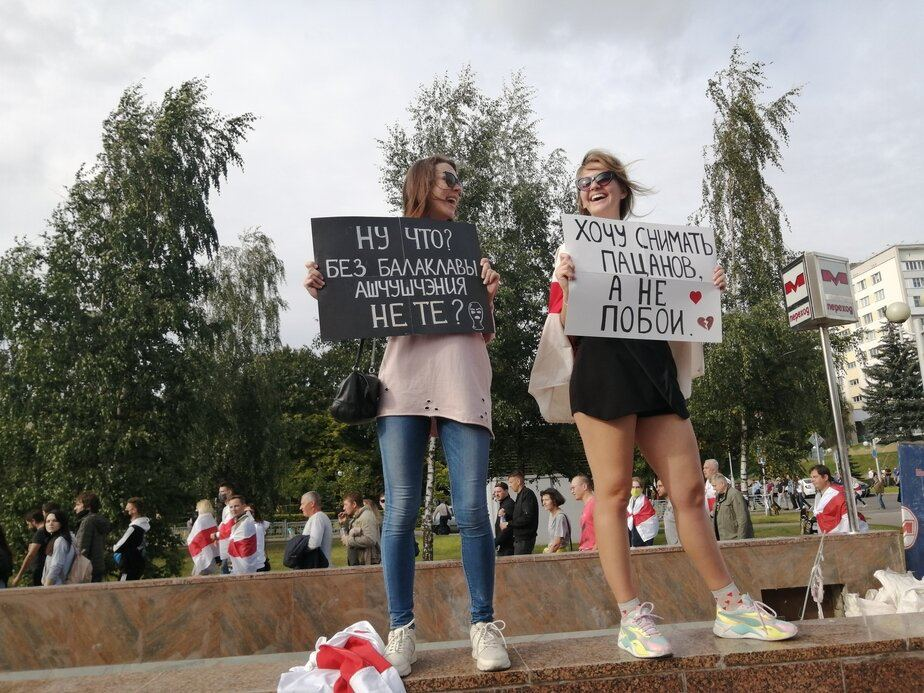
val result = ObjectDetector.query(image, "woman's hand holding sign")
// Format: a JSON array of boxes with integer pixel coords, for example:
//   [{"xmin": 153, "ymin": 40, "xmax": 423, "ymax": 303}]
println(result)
[
  {"xmin": 712, "ymin": 266, "xmax": 726, "ymax": 292},
  {"xmin": 554, "ymin": 251, "xmax": 575, "ymax": 326},
  {"xmin": 303, "ymin": 260, "xmax": 324, "ymax": 299},
  {"xmin": 481, "ymin": 257, "xmax": 500, "ymax": 302}
]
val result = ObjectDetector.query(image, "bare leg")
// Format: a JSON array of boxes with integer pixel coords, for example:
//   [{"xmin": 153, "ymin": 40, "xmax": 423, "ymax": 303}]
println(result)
[
  {"xmin": 574, "ymin": 412, "xmax": 637, "ymax": 603},
  {"xmin": 636, "ymin": 414, "xmax": 732, "ymax": 591}
]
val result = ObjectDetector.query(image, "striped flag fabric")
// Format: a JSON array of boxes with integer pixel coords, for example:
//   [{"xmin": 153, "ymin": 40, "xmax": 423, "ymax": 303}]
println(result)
[
  {"xmin": 627, "ymin": 494, "xmax": 659, "ymax": 543},
  {"xmin": 228, "ymin": 511, "xmax": 261, "ymax": 574},
  {"xmin": 217, "ymin": 505, "xmax": 234, "ymax": 560},
  {"xmin": 278, "ymin": 621, "xmax": 404, "ymax": 692},
  {"xmin": 187, "ymin": 513, "xmax": 218, "ymax": 575}
]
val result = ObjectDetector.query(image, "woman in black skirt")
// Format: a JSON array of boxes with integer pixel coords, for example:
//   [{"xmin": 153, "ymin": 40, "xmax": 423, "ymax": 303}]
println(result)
[{"xmin": 548, "ymin": 149, "xmax": 796, "ymax": 658}]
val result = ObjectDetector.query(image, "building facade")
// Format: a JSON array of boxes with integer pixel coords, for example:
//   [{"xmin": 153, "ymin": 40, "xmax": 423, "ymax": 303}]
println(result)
[{"xmin": 841, "ymin": 244, "xmax": 924, "ymax": 439}]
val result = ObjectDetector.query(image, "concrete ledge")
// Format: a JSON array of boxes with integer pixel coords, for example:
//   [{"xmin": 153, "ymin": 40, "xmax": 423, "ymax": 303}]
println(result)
[
  {"xmin": 0, "ymin": 531, "xmax": 905, "ymax": 672},
  {"xmin": 2, "ymin": 614, "xmax": 921, "ymax": 692}
]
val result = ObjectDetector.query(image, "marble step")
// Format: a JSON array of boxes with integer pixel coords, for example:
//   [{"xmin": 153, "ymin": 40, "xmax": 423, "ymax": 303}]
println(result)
[{"xmin": 1, "ymin": 613, "xmax": 920, "ymax": 692}]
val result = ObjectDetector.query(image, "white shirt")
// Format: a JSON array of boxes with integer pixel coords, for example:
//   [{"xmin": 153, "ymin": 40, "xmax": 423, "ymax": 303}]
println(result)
[
  {"xmin": 254, "ymin": 520, "xmax": 270, "ymax": 569},
  {"xmin": 303, "ymin": 512, "xmax": 333, "ymax": 562}
]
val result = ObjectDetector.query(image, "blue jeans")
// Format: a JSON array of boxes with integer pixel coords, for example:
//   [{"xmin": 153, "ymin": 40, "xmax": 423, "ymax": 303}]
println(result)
[{"xmin": 378, "ymin": 416, "xmax": 495, "ymax": 628}]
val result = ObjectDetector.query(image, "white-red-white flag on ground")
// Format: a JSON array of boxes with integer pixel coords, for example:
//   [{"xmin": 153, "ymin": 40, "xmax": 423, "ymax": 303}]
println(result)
[
  {"xmin": 228, "ymin": 512, "xmax": 261, "ymax": 574},
  {"xmin": 187, "ymin": 513, "xmax": 218, "ymax": 575}
]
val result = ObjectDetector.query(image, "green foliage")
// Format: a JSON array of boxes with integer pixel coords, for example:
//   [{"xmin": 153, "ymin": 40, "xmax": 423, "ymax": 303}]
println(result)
[
  {"xmin": 863, "ymin": 322, "xmax": 924, "ymax": 442},
  {"xmin": 0, "ymin": 80, "xmax": 254, "ymax": 573},
  {"xmin": 694, "ymin": 44, "xmax": 801, "ymax": 311},
  {"xmin": 689, "ymin": 301, "xmax": 831, "ymax": 478},
  {"xmin": 378, "ymin": 66, "xmax": 584, "ymax": 476},
  {"xmin": 187, "ymin": 230, "xmax": 290, "ymax": 518},
  {"xmin": 687, "ymin": 47, "xmax": 840, "ymax": 484}
]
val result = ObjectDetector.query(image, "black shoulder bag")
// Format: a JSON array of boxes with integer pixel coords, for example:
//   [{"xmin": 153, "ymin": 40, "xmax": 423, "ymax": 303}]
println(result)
[{"xmin": 330, "ymin": 339, "xmax": 381, "ymax": 425}]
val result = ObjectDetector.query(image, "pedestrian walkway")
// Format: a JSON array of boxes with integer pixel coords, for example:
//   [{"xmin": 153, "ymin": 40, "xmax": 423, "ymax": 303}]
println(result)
[{"xmin": 2, "ymin": 613, "xmax": 920, "ymax": 691}]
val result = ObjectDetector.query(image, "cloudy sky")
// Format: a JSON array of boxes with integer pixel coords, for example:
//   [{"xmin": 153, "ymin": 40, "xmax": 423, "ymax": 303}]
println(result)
[{"xmin": 2, "ymin": 1, "xmax": 922, "ymax": 346}]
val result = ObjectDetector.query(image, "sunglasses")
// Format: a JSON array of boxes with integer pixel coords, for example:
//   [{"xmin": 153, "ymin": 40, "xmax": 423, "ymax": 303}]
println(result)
[
  {"xmin": 576, "ymin": 170, "xmax": 617, "ymax": 191},
  {"xmin": 438, "ymin": 171, "xmax": 463, "ymax": 189}
]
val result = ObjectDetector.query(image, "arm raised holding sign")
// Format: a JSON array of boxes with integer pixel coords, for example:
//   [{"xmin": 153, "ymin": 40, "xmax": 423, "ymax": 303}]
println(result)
[
  {"xmin": 531, "ymin": 149, "xmax": 795, "ymax": 659},
  {"xmin": 301, "ymin": 156, "xmax": 509, "ymax": 676}
]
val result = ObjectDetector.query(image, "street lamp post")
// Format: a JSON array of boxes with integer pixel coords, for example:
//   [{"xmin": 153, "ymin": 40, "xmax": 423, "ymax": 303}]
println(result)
[{"xmin": 885, "ymin": 301, "xmax": 924, "ymax": 393}]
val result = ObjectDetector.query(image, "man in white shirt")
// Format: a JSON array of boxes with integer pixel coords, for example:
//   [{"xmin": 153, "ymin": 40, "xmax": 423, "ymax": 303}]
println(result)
[{"xmin": 300, "ymin": 491, "xmax": 333, "ymax": 565}]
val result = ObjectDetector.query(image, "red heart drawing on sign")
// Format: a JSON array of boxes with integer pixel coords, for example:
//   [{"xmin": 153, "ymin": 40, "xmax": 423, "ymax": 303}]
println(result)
[
  {"xmin": 697, "ymin": 316, "xmax": 714, "ymax": 330},
  {"xmin": 689, "ymin": 291, "xmax": 702, "ymax": 304}
]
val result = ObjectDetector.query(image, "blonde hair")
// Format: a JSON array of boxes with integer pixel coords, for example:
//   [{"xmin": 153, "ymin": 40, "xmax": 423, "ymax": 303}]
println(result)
[
  {"xmin": 576, "ymin": 149, "xmax": 650, "ymax": 219},
  {"xmin": 196, "ymin": 499, "xmax": 214, "ymax": 515},
  {"xmin": 402, "ymin": 155, "xmax": 457, "ymax": 219}
]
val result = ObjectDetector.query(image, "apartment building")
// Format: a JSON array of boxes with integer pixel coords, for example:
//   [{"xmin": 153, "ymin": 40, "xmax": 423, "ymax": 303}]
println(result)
[{"xmin": 840, "ymin": 244, "xmax": 924, "ymax": 439}]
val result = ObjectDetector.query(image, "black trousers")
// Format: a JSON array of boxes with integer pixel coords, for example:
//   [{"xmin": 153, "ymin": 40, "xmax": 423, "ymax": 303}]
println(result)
[
  {"xmin": 496, "ymin": 545, "xmax": 514, "ymax": 557},
  {"xmin": 513, "ymin": 537, "xmax": 536, "ymax": 555}
]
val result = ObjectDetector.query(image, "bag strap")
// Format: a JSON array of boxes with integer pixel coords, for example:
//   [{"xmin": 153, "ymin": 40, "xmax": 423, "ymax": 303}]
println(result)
[
  {"xmin": 352, "ymin": 338, "xmax": 380, "ymax": 373},
  {"xmin": 352, "ymin": 339, "xmax": 366, "ymax": 371}
]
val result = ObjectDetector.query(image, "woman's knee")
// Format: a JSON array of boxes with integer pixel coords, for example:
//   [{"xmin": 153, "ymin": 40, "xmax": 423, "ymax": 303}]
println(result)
[
  {"xmin": 670, "ymin": 482, "xmax": 706, "ymax": 511},
  {"xmin": 595, "ymin": 487, "xmax": 631, "ymax": 515},
  {"xmin": 453, "ymin": 502, "xmax": 490, "ymax": 534}
]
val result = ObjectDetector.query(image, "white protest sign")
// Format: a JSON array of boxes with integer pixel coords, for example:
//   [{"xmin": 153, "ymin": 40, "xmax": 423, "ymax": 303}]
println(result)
[{"xmin": 561, "ymin": 214, "xmax": 722, "ymax": 343}]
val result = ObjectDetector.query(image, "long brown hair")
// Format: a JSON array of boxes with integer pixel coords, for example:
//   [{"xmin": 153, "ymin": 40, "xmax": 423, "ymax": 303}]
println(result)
[
  {"xmin": 402, "ymin": 155, "xmax": 457, "ymax": 219},
  {"xmin": 576, "ymin": 149, "xmax": 650, "ymax": 219}
]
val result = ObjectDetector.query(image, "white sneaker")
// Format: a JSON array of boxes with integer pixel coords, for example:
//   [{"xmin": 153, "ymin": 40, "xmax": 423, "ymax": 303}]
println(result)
[
  {"xmin": 383, "ymin": 620, "xmax": 417, "ymax": 677},
  {"xmin": 470, "ymin": 620, "xmax": 511, "ymax": 671}
]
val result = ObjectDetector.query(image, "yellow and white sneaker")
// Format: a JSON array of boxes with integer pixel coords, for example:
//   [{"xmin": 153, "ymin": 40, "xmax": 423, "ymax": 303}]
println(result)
[
  {"xmin": 617, "ymin": 602, "xmax": 673, "ymax": 658},
  {"xmin": 714, "ymin": 595, "xmax": 798, "ymax": 641}
]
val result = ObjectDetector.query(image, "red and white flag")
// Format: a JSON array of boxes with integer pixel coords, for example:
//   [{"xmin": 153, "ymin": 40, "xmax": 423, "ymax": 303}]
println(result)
[
  {"xmin": 278, "ymin": 621, "xmax": 404, "ymax": 693},
  {"xmin": 217, "ymin": 505, "xmax": 234, "ymax": 560},
  {"xmin": 814, "ymin": 485, "xmax": 868, "ymax": 534},
  {"xmin": 187, "ymin": 513, "xmax": 218, "ymax": 575},
  {"xmin": 627, "ymin": 494, "xmax": 659, "ymax": 542},
  {"xmin": 228, "ymin": 512, "xmax": 261, "ymax": 574}
]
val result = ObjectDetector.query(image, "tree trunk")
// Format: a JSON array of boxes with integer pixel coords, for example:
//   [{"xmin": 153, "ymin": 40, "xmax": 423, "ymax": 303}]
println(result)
[
  {"xmin": 421, "ymin": 437, "xmax": 436, "ymax": 561},
  {"xmin": 739, "ymin": 413, "xmax": 748, "ymax": 492}
]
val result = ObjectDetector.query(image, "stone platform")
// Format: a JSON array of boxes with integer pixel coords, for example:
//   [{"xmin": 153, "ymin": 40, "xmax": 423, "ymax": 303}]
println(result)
[
  {"xmin": 2, "ymin": 613, "xmax": 920, "ymax": 692},
  {"xmin": 0, "ymin": 532, "xmax": 904, "ymax": 672}
]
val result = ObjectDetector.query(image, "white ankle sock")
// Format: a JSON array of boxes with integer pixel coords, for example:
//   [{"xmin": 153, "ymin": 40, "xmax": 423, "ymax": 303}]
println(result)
[
  {"xmin": 712, "ymin": 583, "xmax": 744, "ymax": 611},
  {"xmin": 618, "ymin": 598, "xmax": 641, "ymax": 620}
]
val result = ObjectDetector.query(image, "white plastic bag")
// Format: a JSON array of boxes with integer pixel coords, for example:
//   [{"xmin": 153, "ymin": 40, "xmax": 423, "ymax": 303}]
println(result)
[
  {"xmin": 873, "ymin": 569, "xmax": 922, "ymax": 608},
  {"xmin": 897, "ymin": 586, "xmax": 924, "ymax": 614},
  {"xmin": 278, "ymin": 621, "xmax": 406, "ymax": 693},
  {"xmin": 843, "ymin": 592, "xmax": 897, "ymax": 617}
]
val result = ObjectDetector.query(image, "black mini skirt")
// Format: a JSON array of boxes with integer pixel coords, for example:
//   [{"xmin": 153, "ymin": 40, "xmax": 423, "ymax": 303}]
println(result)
[{"xmin": 569, "ymin": 336, "xmax": 689, "ymax": 421}]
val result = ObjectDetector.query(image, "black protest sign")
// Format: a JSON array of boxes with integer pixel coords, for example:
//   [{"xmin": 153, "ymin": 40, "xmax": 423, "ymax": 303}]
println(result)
[{"xmin": 311, "ymin": 216, "xmax": 494, "ymax": 341}]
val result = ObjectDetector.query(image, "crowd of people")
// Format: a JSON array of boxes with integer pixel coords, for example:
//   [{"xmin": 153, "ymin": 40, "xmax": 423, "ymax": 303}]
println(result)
[{"xmin": 0, "ymin": 493, "xmax": 149, "ymax": 587}]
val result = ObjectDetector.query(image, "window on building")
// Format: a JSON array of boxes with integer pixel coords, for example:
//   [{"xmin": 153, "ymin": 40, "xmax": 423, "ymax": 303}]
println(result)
[
  {"xmin": 874, "ymin": 289, "xmax": 885, "ymax": 301},
  {"xmin": 915, "ymin": 295, "xmax": 923, "ymax": 308},
  {"xmin": 870, "ymin": 347, "xmax": 881, "ymax": 357},
  {"xmin": 852, "ymin": 396, "xmax": 862, "ymax": 403},
  {"xmin": 871, "ymin": 272, "xmax": 882, "ymax": 284},
  {"xmin": 878, "ymin": 307, "xmax": 887, "ymax": 319},
  {"xmin": 859, "ymin": 296, "xmax": 870, "ymax": 308},
  {"xmin": 849, "ymin": 378, "xmax": 860, "ymax": 386},
  {"xmin": 856, "ymin": 279, "xmax": 867, "ymax": 290},
  {"xmin": 862, "ymin": 313, "xmax": 873, "ymax": 325},
  {"xmin": 904, "ymin": 261, "xmax": 924, "ymax": 271},
  {"xmin": 911, "ymin": 278, "xmax": 924, "ymax": 288},
  {"xmin": 846, "ymin": 360, "xmax": 856, "ymax": 369}
]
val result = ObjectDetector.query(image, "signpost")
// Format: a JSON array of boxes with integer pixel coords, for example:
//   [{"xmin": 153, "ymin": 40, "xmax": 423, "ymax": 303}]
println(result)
[
  {"xmin": 897, "ymin": 443, "xmax": 923, "ymax": 578},
  {"xmin": 782, "ymin": 252, "xmax": 860, "ymax": 532},
  {"xmin": 560, "ymin": 215, "xmax": 722, "ymax": 342},
  {"xmin": 311, "ymin": 216, "xmax": 494, "ymax": 341}
]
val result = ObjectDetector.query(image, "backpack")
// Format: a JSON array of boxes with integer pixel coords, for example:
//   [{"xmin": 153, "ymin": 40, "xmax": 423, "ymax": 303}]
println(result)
[{"xmin": 67, "ymin": 551, "xmax": 93, "ymax": 584}]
